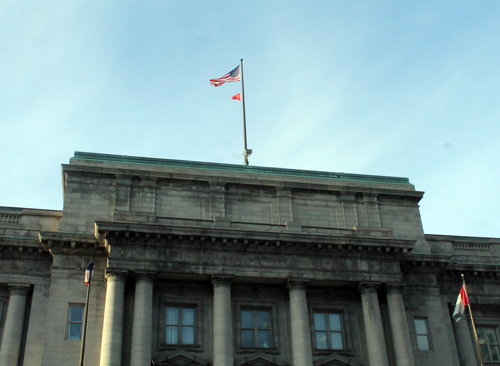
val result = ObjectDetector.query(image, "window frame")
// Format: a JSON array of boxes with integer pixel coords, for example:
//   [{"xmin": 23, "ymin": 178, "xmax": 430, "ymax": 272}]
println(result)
[
  {"xmin": 313, "ymin": 311, "xmax": 344, "ymax": 351},
  {"xmin": 308, "ymin": 303, "xmax": 354, "ymax": 356},
  {"xmin": 234, "ymin": 300, "xmax": 280, "ymax": 354},
  {"xmin": 158, "ymin": 297, "xmax": 204, "ymax": 352},
  {"xmin": 414, "ymin": 317, "xmax": 432, "ymax": 351},
  {"xmin": 67, "ymin": 304, "xmax": 85, "ymax": 340},
  {"xmin": 476, "ymin": 325, "xmax": 500, "ymax": 363}
]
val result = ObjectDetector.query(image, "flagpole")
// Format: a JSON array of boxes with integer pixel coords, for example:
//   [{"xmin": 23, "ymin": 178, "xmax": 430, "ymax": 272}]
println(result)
[
  {"xmin": 462, "ymin": 274, "xmax": 484, "ymax": 366},
  {"xmin": 79, "ymin": 261, "xmax": 92, "ymax": 366},
  {"xmin": 240, "ymin": 59, "xmax": 251, "ymax": 165}
]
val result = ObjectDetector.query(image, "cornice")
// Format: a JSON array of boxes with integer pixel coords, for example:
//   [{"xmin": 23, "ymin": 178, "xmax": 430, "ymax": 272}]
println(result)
[
  {"xmin": 96, "ymin": 221, "xmax": 415, "ymax": 261},
  {"xmin": 38, "ymin": 230, "xmax": 107, "ymax": 257},
  {"xmin": 0, "ymin": 236, "xmax": 51, "ymax": 262}
]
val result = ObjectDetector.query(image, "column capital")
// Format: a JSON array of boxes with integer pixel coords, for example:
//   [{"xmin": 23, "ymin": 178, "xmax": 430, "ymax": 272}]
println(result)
[
  {"xmin": 384, "ymin": 283, "xmax": 406, "ymax": 294},
  {"xmin": 287, "ymin": 278, "xmax": 309, "ymax": 291},
  {"xmin": 8, "ymin": 285, "xmax": 30, "ymax": 296},
  {"xmin": 134, "ymin": 272, "xmax": 156, "ymax": 284},
  {"xmin": 105, "ymin": 271, "xmax": 128, "ymax": 283},
  {"xmin": 358, "ymin": 282, "xmax": 382, "ymax": 294},
  {"xmin": 211, "ymin": 274, "xmax": 234, "ymax": 288}
]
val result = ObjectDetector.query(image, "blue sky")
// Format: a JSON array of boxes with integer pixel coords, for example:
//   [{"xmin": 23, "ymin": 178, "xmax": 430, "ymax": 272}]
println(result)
[{"xmin": 1, "ymin": 1, "xmax": 499, "ymax": 238}]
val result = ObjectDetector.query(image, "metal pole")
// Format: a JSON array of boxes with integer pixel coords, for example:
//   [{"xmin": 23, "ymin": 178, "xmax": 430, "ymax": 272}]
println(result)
[
  {"xmin": 462, "ymin": 274, "xmax": 484, "ymax": 366},
  {"xmin": 79, "ymin": 267, "xmax": 92, "ymax": 366},
  {"xmin": 240, "ymin": 59, "xmax": 250, "ymax": 165}
]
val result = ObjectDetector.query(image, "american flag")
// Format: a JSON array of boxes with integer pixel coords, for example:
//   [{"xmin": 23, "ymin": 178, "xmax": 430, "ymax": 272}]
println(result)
[{"xmin": 210, "ymin": 65, "xmax": 240, "ymax": 87}]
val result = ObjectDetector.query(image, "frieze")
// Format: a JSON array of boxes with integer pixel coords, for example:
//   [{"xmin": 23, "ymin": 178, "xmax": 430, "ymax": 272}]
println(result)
[{"xmin": 111, "ymin": 246, "xmax": 400, "ymax": 275}]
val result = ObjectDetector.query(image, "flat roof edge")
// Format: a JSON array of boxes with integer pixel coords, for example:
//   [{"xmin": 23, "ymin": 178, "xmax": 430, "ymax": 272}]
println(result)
[{"xmin": 72, "ymin": 151, "xmax": 412, "ymax": 186}]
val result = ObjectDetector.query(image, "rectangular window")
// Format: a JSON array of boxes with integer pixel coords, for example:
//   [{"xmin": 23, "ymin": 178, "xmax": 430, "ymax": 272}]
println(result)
[
  {"xmin": 414, "ymin": 318, "xmax": 431, "ymax": 350},
  {"xmin": 313, "ymin": 312, "xmax": 343, "ymax": 350},
  {"xmin": 68, "ymin": 304, "xmax": 85, "ymax": 340},
  {"xmin": 166, "ymin": 306, "xmax": 195, "ymax": 345},
  {"xmin": 477, "ymin": 326, "xmax": 500, "ymax": 362},
  {"xmin": 241, "ymin": 309, "xmax": 271, "ymax": 348}
]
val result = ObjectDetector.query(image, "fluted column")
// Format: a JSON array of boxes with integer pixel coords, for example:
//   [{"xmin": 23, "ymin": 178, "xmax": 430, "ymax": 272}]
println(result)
[
  {"xmin": 100, "ymin": 272, "xmax": 127, "ymax": 366},
  {"xmin": 131, "ymin": 273, "xmax": 155, "ymax": 366},
  {"xmin": 452, "ymin": 312, "xmax": 477, "ymax": 366},
  {"xmin": 0, "ymin": 285, "xmax": 30, "ymax": 366},
  {"xmin": 359, "ymin": 282, "xmax": 389, "ymax": 366},
  {"xmin": 212, "ymin": 275, "xmax": 234, "ymax": 366},
  {"xmin": 385, "ymin": 284, "xmax": 415, "ymax": 366},
  {"xmin": 287, "ymin": 279, "xmax": 313, "ymax": 366}
]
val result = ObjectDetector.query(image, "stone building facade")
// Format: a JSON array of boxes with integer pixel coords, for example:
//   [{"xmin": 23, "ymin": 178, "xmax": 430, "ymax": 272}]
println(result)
[{"xmin": 0, "ymin": 151, "xmax": 499, "ymax": 366}]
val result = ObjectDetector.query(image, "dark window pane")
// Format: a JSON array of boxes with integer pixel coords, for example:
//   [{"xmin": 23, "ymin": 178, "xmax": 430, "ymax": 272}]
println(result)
[
  {"xmin": 480, "ymin": 345, "xmax": 490, "ymax": 362},
  {"xmin": 491, "ymin": 345, "xmax": 500, "ymax": 361},
  {"xmin": 477, "ymin": 328, "xmax": 486, "ymax": 343},
  {"xmin": 166, "ymin": 307, "xmax": 179, "ymax": 325},
  {"xmin": 417, "ymin": 335, "xmax": 429, "ymax": 350},
  {"xmin": 329, "ymin": 313, "xmax": 341, "ymax": 332},
  {"xmin": 314, "ymin": 313, "xmax": 326, "ymax": 331},
  {"xmin": 315, "ymin": 331, "xmax": 328, "ymax": 349},
  {"xmin": 242, "ymin": 329, "xmax": 255, "ymax": 347},
  {"xmin": 414, "ymin": 319, "xmax": 427, "ymax": 335},
  {"xmin": 182, "ymin": 326, "xmax": 195, "ymax": 344},
  {"xmin": 68, "ymin": 323, "xmax": 82, "ymax": 339},
  {"xmin": 166, "ymin": 325, "xmax": 178, "ymax": 344},
  {"xmin": 257, "ymin": 311, "xmax": 270, "ymax": 329},
  {"xmin": 486, "ymin": 328, "xmax": 498, "ymax": 344},
  {"xmin": 257, "ymin": 329, "xmax": 271, "ymax": 348},
  {"xmin": 70, "ymin": 306, "xmax": 84, "ymax": 322},
  {"xmin": 182, "ymin": 308, "xmax": 195, "ymax": 326},
  {"xmin": 241, "ymin": 310, "xmax": 253, "ymax": 328},
  {"xmin": 331, "ymin": 332, "xmax": 343, "ymax": 349}
]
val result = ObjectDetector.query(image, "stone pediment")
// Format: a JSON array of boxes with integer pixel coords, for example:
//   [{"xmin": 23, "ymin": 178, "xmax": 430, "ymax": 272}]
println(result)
[
  {"xmin": 235, "ymin": 353, "xmax": 287, "ymax": 366},
  {"xmin": 154, "ymin": 350, "xmax": 208, "ymax": 366},
  {"xmin": 313, "ymin": 353, "xmax": 360, "ymax": 366}
]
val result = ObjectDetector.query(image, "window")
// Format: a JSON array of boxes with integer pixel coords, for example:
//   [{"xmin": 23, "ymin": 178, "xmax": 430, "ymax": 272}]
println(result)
[
  {"xmin": 414, "ymin": 318, "xmax": 431, "ymax": 350},
  {"xmin": 477, "ymin": 326, "xmax": 500, "ymax": 362},
  {"xmin": 166, "ymin": 306, "xmax": 195, "ymax": 345},
  {"xmin": 158, "ymin": 297, "xmax": 204, "ymax": 351},
  {"xmin": 313, "ymin": 312, "xmax": 343, "ymax": 350},
  {"xmin": 241, "ymin": 309, "xmax": 271, "ymax": 348},
  {"xmin": 68, "ymin": 304, "xmax": 84, "ymax": 339},
  {"xmin": 234, "ymin": 300, "xmax": 280, "ymax": 354}
]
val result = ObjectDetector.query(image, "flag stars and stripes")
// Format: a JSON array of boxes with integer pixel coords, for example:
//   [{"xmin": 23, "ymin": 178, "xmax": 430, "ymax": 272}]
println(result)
[{"xmin": 210, "ymin": 65, "xmax": 241, "ymax": 87}]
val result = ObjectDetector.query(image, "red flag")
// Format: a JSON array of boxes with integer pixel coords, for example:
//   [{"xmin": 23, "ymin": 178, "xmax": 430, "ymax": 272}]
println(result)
[
  {"xmin": 231, "ymin": 93, "xmax": 241, "ymax": 101},
  {"xmin": 453, "ymin": 285, "xmax": 469, "ymax": 321}
]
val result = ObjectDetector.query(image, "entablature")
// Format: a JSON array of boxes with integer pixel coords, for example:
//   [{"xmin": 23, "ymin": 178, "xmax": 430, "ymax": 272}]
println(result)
[
  {"xmin": 38, "ymin": 230, "xmax": 107, "ymax": 257},
  {"xmin": 96, "ymin": 220, "xmax": 416, "ymax": 260}
]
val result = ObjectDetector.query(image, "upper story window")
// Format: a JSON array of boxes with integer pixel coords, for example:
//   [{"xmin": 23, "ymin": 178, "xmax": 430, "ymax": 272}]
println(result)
[
  {"xmin": 414, "ymin": 318, "xmax": 432, "ymax": 350},
  {"xmin": 68, "ymin": 304, "xmax": 85, "ymax": 340},
  {"xmin": 313, "ymin": 312, "xmax": 343, "ymax": 350},
  {"xmin": 241, "ymin": 309, "xmax": 271, "ymax": 348},
  {"xmin": 158, "ymin": 297, "xmax": 204, "ymax": 352},
  {"xmin": 477, "ymin": 326, "xmax": 500, "ymax": 362},
  {"xmin": 166, "ymin": 306, "xmax": 195, "ymax": 345}
]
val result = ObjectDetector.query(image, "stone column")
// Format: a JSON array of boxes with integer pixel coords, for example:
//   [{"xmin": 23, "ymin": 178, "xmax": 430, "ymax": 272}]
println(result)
[
  {"xmin": 359, "ymin": 283, "xmax": 389, "ymax": 366},
  {"xmin": 451, "ymin": 312, "xmax": 477, "ymax": 366},
  {"xmin": 287, "ymin": 279, "xmax": 313, "ymax": 366},
  {"xmin": 385, "ymin": 284, "xmax": 415, "ymax": 366},
  {"xmin": 0, "ymin": 285, "xmax": 30, "ymax": 366},
  {"xmin": 100, "ymin": 272, "xmax": 127, "ymax": 366},
  {"xmin": 212, "ymin": 275, "xmax": 234, "ymax": 366},
  {"xmin": 131, "ymin": 273, "xmax": 155, "ymax": 366}
]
